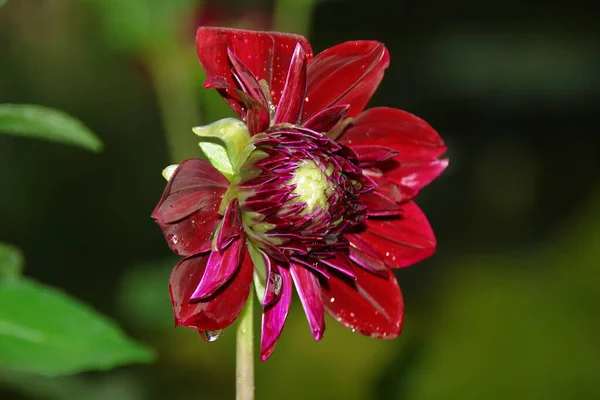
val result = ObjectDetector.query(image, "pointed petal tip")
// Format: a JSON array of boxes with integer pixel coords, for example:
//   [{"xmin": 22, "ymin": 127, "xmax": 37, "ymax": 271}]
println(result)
[{"xmin": 313, "ymin": 327, "xmax": 324, "ymax": 341}]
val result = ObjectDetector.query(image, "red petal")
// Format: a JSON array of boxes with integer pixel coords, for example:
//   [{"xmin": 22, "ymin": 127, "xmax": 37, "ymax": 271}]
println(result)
[
  {"xmin": 260, "ymin": 266, "xmax": 293, "ymax": 361},
  {"xmin": 216, "ymin": 200, "xmax": 242, "ymax": 251},
  {"xmin": 321, "ymin": 265, "xmax": 403, "ymax": 338},
  {"xmin": 302, "ymin": 41, "xmax": 389, "ymax": 121},
  {"xmin": 273, "ymin": 42, "xmax": 308, "ymax": 125},
  {"xmin": 204, "ymin": 75, "xmax": 270, "ymax": 135},
  {"xmin": 351, "ymin": 145, "xmax": 398, "ymax": 165},
  {"xmin": 340, "ymin": 107, "xmax": 447, "ymax": 162},
  {"xmin": 156, "ymin": 211, "xmax": 219, "ymax": 256},
  {"xmin": 152, "ymin": 159, "xmax": 228, "ymax": 256},
  {"xmin": 196, "ymin": 27, "xmax": 313, "ymax": 117},
  {"xmin": 347, "ymin": 233, "xmax": 389, "ymax": 278},
  {"xmin": 360, "ymin": 191, "xmax": 402, "ymax": 217},
  {"xmin": 152, "ymin": 159, "xmax": 229, "ymax": 223},
  {"xmin": 303, "ymin": 104, "xmax": 350, "ymax": 134},
  {"xmin": 191, "ymin": 232, "xmax": 245, "ymax": 300},
  {"xmin": 362, "ymin": 201, "xmax": 437, "ymax": 268},
  {"xmin": 385, "ymin": 158, "xmax": 449, "ymax": 198},
  {"xmin": 170, "ymin": 250, "xmax": 253, "ymax": 331},
  {"xmin": 290, "ymin": 263, "xmax": 325, "ymax": 340}
]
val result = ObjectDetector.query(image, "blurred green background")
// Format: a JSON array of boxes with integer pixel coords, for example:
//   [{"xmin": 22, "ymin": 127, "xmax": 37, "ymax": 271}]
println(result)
[{"xmin": 1, "ymin": 0, "xmax": 599, "ymax": 398}]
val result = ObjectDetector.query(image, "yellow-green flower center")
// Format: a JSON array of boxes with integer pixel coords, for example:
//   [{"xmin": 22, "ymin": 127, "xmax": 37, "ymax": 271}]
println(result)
[{"xmin": 288, "ymin": 160, "xmax": 333, "ymax": 214}]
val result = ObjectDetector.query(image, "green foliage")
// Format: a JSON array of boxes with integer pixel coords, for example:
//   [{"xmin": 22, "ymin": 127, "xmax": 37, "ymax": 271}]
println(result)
[
  {"xmin": 0, "ymin": 104, "xmax": 103, "ymax": 152},
  {"xmin": 0, "ymin": 278, "xmax": 154, "ymax": 376},
  {"xmin": 84, "ymin": 0, "xmax": 196, "ymax": 52},
  {"xmin": 0, "ymin": 243, "xmax": 23, "ymax": 280}
]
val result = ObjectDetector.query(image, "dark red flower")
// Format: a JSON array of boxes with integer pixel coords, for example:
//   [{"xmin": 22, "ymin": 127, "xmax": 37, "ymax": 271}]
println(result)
[{"xmin": 152, "ymin": 27, "xmax": 448, "ymax": 360}]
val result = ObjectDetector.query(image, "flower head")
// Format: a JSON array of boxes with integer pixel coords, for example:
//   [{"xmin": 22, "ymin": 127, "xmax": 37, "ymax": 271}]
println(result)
[{"xmin": 152, "ymin": 27, "xmax": 448, "ymax": 360}]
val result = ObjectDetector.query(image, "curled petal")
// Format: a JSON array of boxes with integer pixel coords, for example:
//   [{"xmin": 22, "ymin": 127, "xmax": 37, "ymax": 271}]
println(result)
[
  {"xmin": 216, "ymin": 200, "xmax": 242, "ymax": 251},
  {"xmin": 170, "ymin": 251, "xmax": 253, "ymax": 331},
  {"xmin": 204, "ymin": 75, "xmax": 270, "ymax": 135},
  {"xmin": 152, "ymin": 159, "xmax": 229, "ymax": 255},
  {"xmin": 303, "ymin": 41, "xmax": 389, "ymax": 121},
  {"xmin": 340, "ymin": 107, "xmax": 447, "ymax": 162},
  {"xmin": 363, "ymin": 201, "xmax": 437, "ymax": 268},
  {"xmin": 192, "ymin": 231, "xmax": 245, "ymax": 300},
  {"xmin": 273, "ymin": 42, "xmax": 308, "ymax": 125},
  {"xmin": 321, "ymin": 266, "xmax": 403, "ymax": 338},
  {"xmin": 152, "ymin": 159, "xmax": 229, "ymax": 224},
  {"xmin": 290, "ymin": 263, "xmax": 325, "ymax": 340},
  {"xmin": 260, "ymin": 266, "xmax": 293, "ymax": 361},
  {"xmin": 303, "ymin": 104, "xmax": 350, "ymax": 134},
  {"xmin": 197, "ymin": 27, "xmax": 313, "ymax": 118}
]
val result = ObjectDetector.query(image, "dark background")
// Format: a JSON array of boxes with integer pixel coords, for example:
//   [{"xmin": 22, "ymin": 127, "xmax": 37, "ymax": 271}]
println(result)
[{"xmin": 1, "ymin": 0, "xmax": 599, "ymax": 398}]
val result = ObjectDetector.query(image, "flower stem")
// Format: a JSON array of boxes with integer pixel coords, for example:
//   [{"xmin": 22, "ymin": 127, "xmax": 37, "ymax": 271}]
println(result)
[
  {"xmin": 236, "ymin": 293, "xmax": 254, "ymax": 400},
  {"xmin": 273, "ymin": 0, "xmax": 318, "ymax": 37}
]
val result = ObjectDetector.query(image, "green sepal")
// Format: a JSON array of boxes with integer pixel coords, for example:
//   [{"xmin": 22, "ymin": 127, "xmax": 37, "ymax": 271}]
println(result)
[{"xmin": 192, "ymin": 118, "xmax": 250, "ymax": 181}]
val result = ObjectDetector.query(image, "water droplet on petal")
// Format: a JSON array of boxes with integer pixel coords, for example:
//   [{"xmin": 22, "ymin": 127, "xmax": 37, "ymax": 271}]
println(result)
[
  {"xmin": 329, "ymin": 297, "xmax": 335, "ymax": 303},
  {"xmin": 269, "ymin": 271, "xmax": 283, "ymax": 297},
  {"xmin": 167, "ymin": 234, "xmax": 179, "ymax": 245},
  {"xmin": 200, "ymin": 329, "xmax": 222, "ymax": 342},
  {"xmin": 304, "ymin": 96, "xmax": 309, "ymax": 102}
]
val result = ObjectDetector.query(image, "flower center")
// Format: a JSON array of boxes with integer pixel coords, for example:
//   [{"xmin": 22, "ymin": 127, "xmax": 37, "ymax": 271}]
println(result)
[{"xmin": 288, "ymin": 160, "xmax": 332, "ymax": 214}]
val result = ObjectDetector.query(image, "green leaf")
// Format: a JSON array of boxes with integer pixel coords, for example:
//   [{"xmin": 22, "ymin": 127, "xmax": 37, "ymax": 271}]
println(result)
[
  {"xmin": 0, "ymin": 278, "xmax": 154, "ymax": 376},
  {"xmin": 117, "ymin": 258, "xmax": 175, "ymax": 330},
  {"xmin": 0, "ymin": 243, "xmax": 23, "ymax": 280},
  {"xmin": 0, "ymin": 104, "xmax": 103, "ymax": 152}
]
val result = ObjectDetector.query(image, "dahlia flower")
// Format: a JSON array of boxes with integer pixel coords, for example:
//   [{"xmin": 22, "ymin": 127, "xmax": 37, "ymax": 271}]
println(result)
[{"xmin": 152, "ymin": 27, "xmax": 448, "ymax": 360}]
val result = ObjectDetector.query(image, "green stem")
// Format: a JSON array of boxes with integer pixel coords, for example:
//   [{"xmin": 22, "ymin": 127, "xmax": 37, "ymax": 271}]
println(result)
[
  {"xmin": 236, "ymin": 292, "xmax": 254, "ymax": 400},
  {"xmin": 273, "ymin": 0, "xmax": 318, "ymax": 37},
  {"xmin": 146, "ymin": 41, "xmax": 202, "ymax": 163}
]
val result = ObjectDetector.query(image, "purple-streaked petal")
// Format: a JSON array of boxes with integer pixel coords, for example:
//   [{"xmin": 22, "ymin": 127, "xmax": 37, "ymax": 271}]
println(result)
[
  {"xmin": 227, "ymin": 48, "xmax": 269, "ymax": 109},
  {"xmin": 170, "ymin": 251, "xmax": 253, "ymax": 331},
  {"xmin": 322, "ymin": 265, "xmax": 403, "ymax": 338},
  {"xmin": 360, "ymin": 191, "xmax": 402, "ymax": 217},
  {"xmin": 216, "ymin": 200, "xmax": 242, "ymax": 251},
  {"xmin": 290, "ymin": 263, "xmax": 325, "ymax": 340},
  {"xmin": 319, "ymin": 252, "xmax": 357, "ymax": 279},
  {"xmin": 191, "ymin": 231, "xmax": 245, "ymax": 300},
  {"xmin": 260, "ymin": 266, "xmax": 293, "ymax": 361},
  {"xmin": 273, "ymin": 42, "xmax": 307, "ymax": 125},
  {"xmin": 204, "ymin": 75, "xmax": 270, "ymax": 135},
  {"xmin": 303, "ymin": 104, "xmax": 350, "ymax": 134},
  {"xmin": 346, "ymin": 233, "xmax": 389, "ymax": 278},
  {"xmin": 362, "ymin": 201, "xmax": 436, "ymax": 268},
  {"xmin": 302, "ymin": 41, "xmax": 389, "ymax": 121}
]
